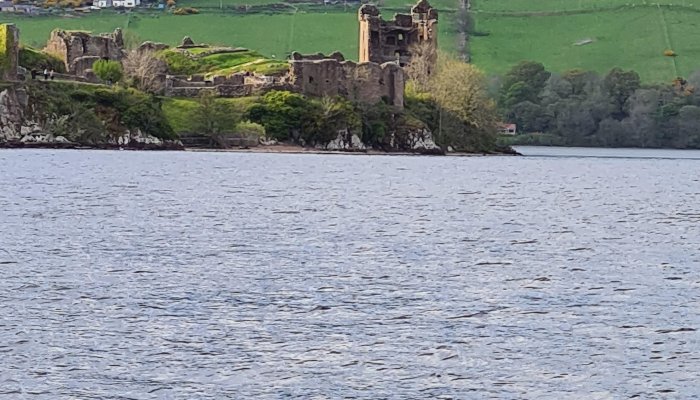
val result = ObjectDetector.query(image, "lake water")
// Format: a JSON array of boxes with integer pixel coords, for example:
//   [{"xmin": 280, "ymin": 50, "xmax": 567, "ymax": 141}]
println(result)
[{"xmin": 1, "ymin": 148, "xmax": 699, "ymax": 398}]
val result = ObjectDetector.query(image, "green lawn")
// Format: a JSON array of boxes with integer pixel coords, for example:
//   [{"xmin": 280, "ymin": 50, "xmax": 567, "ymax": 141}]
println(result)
[
  {"xmin": 0, "ymin": 6, "xmax": 459, "ymax": 57},
  {"xmin": 3, "ymin": 0, "xmax": 700, "ymax": 82},
  {"xmin": 0, "ymin": 11, "xmax": 360, "ymax": 57},
  {"xmin": 472, "ymin": 0, "xmax": 698, "ymax": 12},
  {"xmin": 470, "ymin": 7, "xmax": 700, "ymax": 81}
]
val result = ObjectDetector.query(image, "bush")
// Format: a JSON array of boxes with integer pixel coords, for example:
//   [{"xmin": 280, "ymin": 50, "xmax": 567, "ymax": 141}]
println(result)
[
  {"xmin": 235, "ymin": 121, "xmax": 266, "ymax": 138},
  {"xmin": 664, "ymin": 49, "xmax": 677, "ymax": 57},
  {"xmin": 173, "ymin": 7, "xmax": 199, "ymax": 15},
  {"xmin": 27, "ymin": 83, "xmax": 175, "ymax": 141},
  {"xmin": 92, "ymin": 59, "xmax": 123, "ymax": 83}
]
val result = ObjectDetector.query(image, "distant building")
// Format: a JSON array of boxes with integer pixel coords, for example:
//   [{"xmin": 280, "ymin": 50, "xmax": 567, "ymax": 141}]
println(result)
[
  {"xmin": 500, "ymin": 123, "xmax": 517, "ymax": 135},
  {"xmin": 14, "ymin": 4, "xmax": 40, "ymax": 13},
  {"xmin": 96, "ymin": 0, "xmax": 113, "ymax": 7},
  {"xmin": 0, "ymin": 1, "xmax": 15, "ymax": 12},
  {"xmin": 113, "ymin": 0, "xmax": 141, "ymax": 7}
]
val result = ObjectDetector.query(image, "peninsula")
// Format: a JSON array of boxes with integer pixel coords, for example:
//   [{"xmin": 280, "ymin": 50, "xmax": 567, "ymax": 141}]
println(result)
[{"xmin": 0, "ymin": 0, "xmax": 504, "ymax": 154}]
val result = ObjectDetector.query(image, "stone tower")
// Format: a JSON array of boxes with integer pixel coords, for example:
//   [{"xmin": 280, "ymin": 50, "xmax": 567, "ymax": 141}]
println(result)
[
  {"xmin": 0, "ymin": 24, "xmax": 19, "ymax": 81},
  {"xmin": 358, "ymin": 0, "xmax": 438, "ymax": 68}
]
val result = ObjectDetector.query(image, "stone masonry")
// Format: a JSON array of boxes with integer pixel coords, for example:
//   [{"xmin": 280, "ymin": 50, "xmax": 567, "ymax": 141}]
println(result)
[
  {"xmin": 44, "ymin": 28, "xmax": 125, "ymax": 75},
  {"xmin": 0, "ymin": 24, "xmax": 19, "ymax": 81},
  {"xmin": 286, "ymin": 51, "xmax": 404, "ymax": 109},
  {"xmin": 358, "ymin": 0, "xmax": 438, "ymax": 68}
]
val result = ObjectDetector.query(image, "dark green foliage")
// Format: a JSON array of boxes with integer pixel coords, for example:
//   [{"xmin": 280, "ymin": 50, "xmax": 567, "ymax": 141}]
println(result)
[
  {"xmin": 26, "ymin": 82, "xmax": 175, "ymax": 142},
  {"xmin": 498, "ymin": 63, "xmax": 700, "ymax": 149},
  {"xmin": 359, "ymin": 100, "xmax": 393, "ymax": 147},
  {"xmin": 246, "ymin": 91, "xmax": 360, "ymax": 145},
  {"xmin": 246, "ymin": 91, "xmax": 313, "ymax": 141},
  {"xmin": 499, "ymin": 61, "xmax": 551, "ymax": 108},
  {"xmin": 18, "ymin": 47, "xmax": 65, "ymax": 73},
  {"xmin": 603, "ymin": 68, "xmax": 641, "ymax": 120},
  {"xmin": 192, "ymin": 90, "xmax": 241, "ymax": 147}
]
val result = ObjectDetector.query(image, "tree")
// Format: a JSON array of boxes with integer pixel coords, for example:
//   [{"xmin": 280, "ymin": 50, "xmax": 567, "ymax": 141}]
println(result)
[
  {"xmin": 193, "ymin": 91, "xmax": 239, "ymax": 147},
  {"xmin": 405, "ymin": 41, "xmax": 437, "ymax": 92},
  {"xmin": 93, "ymin": 59, "xmax": 123, "ymax": 84},
  {"xmin": 499, "ymin": 61, "xmax": 551, "ymax": 108},
  {"xmin": 122, "ymin": 48, "xmax": 168, "ymax": 94},
  {"xmin": 603, "ymin": 68, "xmax": 641, "ymax": 120},
  {"xmin": 246, "ymin": 91, "xmax": 317, "ymax": 141},
  {"xmin": 430, "ymin": 54, "xmax": 498, "ymax": 150}
]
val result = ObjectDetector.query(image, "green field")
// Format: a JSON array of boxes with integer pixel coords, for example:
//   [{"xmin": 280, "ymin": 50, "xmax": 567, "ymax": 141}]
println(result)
[
  {"xmin": 473, "ymin": 0, "xmax": 697, "ymax": 12},
  {"xmin": 2, "ymin": 0, "xmax": 700, "ymax": 81}
]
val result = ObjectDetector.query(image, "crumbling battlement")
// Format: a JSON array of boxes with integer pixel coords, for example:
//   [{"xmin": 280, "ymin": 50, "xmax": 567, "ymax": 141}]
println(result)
[
  {"xmin": 358, "ymin": 0, "xmax": 438, "ymax": 68},
  {"xmin": 287, "ymin": 51, "xmax": 404, "ymax": 109},
  {"xmin": 44, "ymin": 28, "xmax": 125, "ymax": 75},
  {"xmin": 0, "ymin": 24, "xmax": 19, "ymax": 81}
]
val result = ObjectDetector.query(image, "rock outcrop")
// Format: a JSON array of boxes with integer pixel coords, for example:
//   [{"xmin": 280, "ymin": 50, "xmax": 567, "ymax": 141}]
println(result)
[
  {"xmin": 388, "ymin": 124, "xmax": 442, "ymax": 154},
  {"xmin": 0, "ymin": 86, "xmax": 27, "ymax": 141},
  {"xmin": 0, "ymin": 85, "xmax": 182, "ymax": 150},
  {"xmin": 316, "ymin": 129, "xmax": 367, "ymax": 151},
  {"xmin": 0, "ymin": 24, "xmax": 19, "ymax": 81}
]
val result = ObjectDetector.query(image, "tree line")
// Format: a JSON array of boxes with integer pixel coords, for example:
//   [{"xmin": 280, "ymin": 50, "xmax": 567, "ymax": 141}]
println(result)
[{"xmin": 498, "ymin": 61, "xmax": 700, "ymax": 149}]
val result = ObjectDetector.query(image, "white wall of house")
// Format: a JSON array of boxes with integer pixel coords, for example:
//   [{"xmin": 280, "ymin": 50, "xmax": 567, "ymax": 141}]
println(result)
[{"xmin": 112, "ymin": 0, "xmax": 140, "ymax": 7}]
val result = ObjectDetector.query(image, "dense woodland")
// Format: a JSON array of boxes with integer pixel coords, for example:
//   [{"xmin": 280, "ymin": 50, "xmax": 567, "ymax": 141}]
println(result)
[{"xmin": 497, "ymin": 61, "xmax": 700, "ymax": 149}]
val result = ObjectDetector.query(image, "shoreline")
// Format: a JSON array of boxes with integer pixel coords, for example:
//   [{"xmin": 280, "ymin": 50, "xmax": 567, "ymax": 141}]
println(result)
[{"xmin": 0, "ymin": 142, "xmax": 519, "ymax": 156}]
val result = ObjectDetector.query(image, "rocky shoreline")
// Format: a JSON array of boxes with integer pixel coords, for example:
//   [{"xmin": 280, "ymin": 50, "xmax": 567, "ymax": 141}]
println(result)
[{"xmin": 0, "ymin": 141, "xmax": 520, "ymax": 156}]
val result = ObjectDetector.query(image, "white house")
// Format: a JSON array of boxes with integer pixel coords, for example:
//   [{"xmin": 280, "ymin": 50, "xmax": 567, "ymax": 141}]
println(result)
[
  {"xmin": 112, "ymin": 0, "xmax": 141, "ymax": 7},
  {"xmin": 0, "ymin": 1, "xmax": 15, "ymax": 12},
  {"xmin": 95, "ymin": 0, "xmax": 112, "ymax": 7},
  {"xmin": 500, "ymin": 123, "xmax": 517, "ymax": 135}
]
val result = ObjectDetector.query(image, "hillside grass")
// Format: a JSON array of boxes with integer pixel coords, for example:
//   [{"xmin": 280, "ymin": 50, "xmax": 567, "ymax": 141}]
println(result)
[
  {"xmin": 2, "ymin": 0, "xmax": 700, "ymax": 82},
  {"xmin": 470, "ymin": 6, "xmax": 700, "ymax": 81},
  {"xmin": 473, "ymin": 0, "xmax": 697, "ymax": 12},
  {"xmin": 158, "ymin": 47, "xmax": 289, "ymax": 75}
]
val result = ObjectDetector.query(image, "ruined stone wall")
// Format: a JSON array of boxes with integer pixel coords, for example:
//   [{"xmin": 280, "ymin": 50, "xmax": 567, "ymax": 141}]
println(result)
[
  {"xmin": 44, "ymin": 28, "xmax": 125, "ymax": 75},
  {"xmin": 287, "ymin": 53, "xmax": 404, "ymax": 109},
  {"xmin": 358, "ymin": 0, "xmax": 438, "ymax": 68},
  {"xmin": 0, "ymin": 24, "xmax": 19, "ymax": 81},
  {"xmin": 164, "ymin": 73, "xmax": 252, "ymax": 98}
]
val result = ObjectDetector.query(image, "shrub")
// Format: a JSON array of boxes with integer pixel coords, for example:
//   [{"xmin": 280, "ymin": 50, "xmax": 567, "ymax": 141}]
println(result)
[
  {"xmin": 235, "ymin": 121, "xmax": 266, "ymax": 138},
  {"xmin": 664, "ymin": 49, "xmax": 677, "ymax": 57},
  {"xmin": 92, "ymin": 59, "xmax": 123, "ymax": 83},
  {"xmin": 173, "ymin": 7, "xmax": 198, "ymax": 15}
]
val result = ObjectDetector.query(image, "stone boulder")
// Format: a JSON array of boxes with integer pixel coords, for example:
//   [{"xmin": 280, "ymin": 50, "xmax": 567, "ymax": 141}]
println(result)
[
  {"xmin": 388, "ymin": 124, "xmax": 443, "ymax": 154},
  {"xmin": 319, "ymin": 129, "xmax": 367, "ymax": 151},
  {"xmin": 179, "ymin": 36, "xmax": 195, "ymax": 48}
]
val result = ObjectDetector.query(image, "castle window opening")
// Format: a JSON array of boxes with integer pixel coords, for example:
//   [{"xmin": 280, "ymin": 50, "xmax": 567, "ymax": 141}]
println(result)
[
  {"xmin": 398, "ymin": 33, "xmax": 404, "ymax": 41},
  {"xmin": 308, "ymin": 76, "xmax": 314, "ymax": 83}
]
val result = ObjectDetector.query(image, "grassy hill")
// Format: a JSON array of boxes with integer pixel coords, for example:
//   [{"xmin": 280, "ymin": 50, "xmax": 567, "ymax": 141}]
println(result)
[
  {"xmin": 1, "ymin": 0, "xmax": 699, "ymax": 81},
  {"xmin": 469, "ymin": 0, "xmax": 700, "ymax": 81}
]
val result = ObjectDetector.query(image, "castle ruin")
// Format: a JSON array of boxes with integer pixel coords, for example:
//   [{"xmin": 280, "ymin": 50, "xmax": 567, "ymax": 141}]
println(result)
[
  {"xmin": 358, "ymin": 0, "xmax": 438, "ymax": 68},
  {"xmin": 44, "ymin": 29, "xmax": 125, "ymax": 76},
  {"xmin": 0, "ymin": 24, "xmax": 19, "ymax": 81},
  {"xmin": 286, "ymin": 51, "xmax": 404, "ymax": 109}
]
